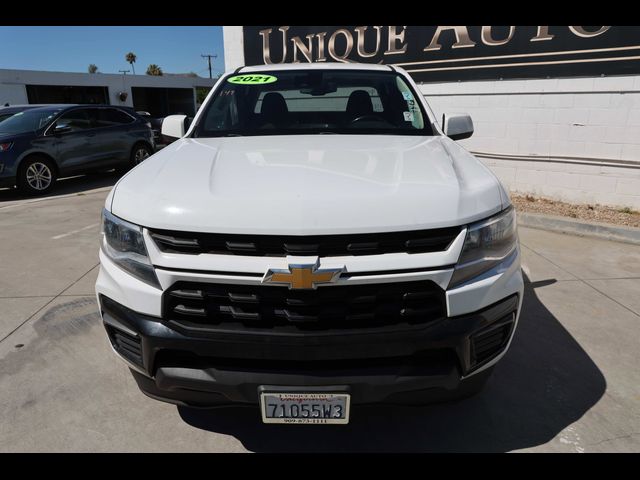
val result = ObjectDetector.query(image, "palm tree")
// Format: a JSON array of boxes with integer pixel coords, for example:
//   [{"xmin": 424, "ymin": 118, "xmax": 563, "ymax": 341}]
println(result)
[
  {"xmin": 125, "ymin": 52, "xmax": 137, "ymax": 75},
  {"xmin": 146, "ymin": 64, "xmax": 163, "ymax": 76},
  {"xmin": 88, "ymin": 64, "xmax": 98, "ymax": 74}
]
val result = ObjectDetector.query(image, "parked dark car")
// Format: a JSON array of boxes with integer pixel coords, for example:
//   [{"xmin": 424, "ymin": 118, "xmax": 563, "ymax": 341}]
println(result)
[
  {"xmin": 136, "ymin": 111, "xmax": 164, "ymax": 144},
  {"xmin": 0, "ymin": 104, "xmax": 51, "ymax": 124},
  {"xmin": 0, "ymin": 105, "xmax": 154, "ymax": 195}
]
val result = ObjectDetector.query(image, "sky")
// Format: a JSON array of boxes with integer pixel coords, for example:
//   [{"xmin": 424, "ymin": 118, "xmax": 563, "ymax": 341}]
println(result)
[{"xmin": 0, "ymin": 26, "xmax": 225, "ymax": 77}]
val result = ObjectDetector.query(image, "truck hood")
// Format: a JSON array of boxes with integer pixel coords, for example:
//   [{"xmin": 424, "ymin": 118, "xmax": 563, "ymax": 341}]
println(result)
[{"xmin": 109, "ymin": 135, "xmax": 506, "ymax": 235}]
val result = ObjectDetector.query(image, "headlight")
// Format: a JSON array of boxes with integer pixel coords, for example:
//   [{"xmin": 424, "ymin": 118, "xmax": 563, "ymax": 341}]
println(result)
[
  {"xmin": 449, "ymin": 207, "xmax": 518, "ymax": 288},
  {"xmin": 101, "ymin": 209, "xmax": 160, "ymax": 288}
]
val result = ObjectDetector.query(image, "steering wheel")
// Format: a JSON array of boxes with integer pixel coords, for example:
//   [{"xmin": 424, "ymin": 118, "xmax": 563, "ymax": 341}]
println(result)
[{"xmin": 349, "ymin": 114, "xmax": 383, "ymax": 124}]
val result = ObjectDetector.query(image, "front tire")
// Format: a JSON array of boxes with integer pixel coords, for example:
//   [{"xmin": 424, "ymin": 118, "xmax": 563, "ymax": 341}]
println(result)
[{"xmin": 17, "ymin": 156, "xmax": 57, "ymax": 196}]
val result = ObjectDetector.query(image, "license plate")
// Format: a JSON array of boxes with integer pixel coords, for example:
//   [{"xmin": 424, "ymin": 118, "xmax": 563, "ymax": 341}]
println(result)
[{"xmin": 260, "ymin": 392, "xmax": 350, "ymax": 424}]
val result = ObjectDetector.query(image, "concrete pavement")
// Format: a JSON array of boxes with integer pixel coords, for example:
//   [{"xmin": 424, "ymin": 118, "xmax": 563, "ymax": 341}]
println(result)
[{"xmin": 0, "ymin": 179, "xmax": 638, "ymax": 452}]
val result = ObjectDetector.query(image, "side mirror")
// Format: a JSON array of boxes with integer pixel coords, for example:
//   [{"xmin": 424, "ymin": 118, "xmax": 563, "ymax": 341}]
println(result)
[
  {"xmin": 53, "ymin": 123, "xmax": 72, "ymax": 135},
  {"xmin": 443, "ymin": 114, "xmax": 473, "ymax": 141},
  {"xmin": 161, "ymin": 114, "xmax": 188, "ymax": 140}
]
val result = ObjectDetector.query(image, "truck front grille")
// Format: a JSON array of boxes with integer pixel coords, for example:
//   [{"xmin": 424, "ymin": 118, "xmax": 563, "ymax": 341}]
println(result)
[
  {"xmin": 163, "ymin": 280, "xmax": 446, "ymax": 333},
  {"xmin": 149, "ymin": 227, "xmax": 460, "ymax": 257}
]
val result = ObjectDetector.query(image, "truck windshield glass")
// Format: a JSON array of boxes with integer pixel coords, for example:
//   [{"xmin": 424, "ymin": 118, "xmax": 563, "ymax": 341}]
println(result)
[
  {"xmin": 193, "ymin": 70, "xmax": 433, "ymax": 137},
  {"xmin": 0, "ymin": 108, "xmax": 62, "ymax": 135}
]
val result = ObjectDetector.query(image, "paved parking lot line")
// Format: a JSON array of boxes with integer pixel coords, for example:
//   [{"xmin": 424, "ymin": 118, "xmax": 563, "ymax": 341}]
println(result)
[{"xmin": 52, "ymin": 223, "xmax": 100, "ymax": 240}]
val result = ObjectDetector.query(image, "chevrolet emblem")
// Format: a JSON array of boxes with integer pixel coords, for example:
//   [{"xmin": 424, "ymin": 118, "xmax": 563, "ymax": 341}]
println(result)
[{"xmin": 263, "ymin": 260, "xmax": 345, "ymax": 290}]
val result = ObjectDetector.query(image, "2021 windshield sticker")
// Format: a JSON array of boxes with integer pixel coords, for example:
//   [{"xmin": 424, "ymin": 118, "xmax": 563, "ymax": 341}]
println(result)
[{"xmin": 227, "ymin": 74, "xmax": 278, "ymax": 85}]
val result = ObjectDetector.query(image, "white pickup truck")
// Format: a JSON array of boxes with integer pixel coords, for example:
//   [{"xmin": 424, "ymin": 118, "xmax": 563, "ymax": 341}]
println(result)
[{"xmin": 96, "ymin": 63, "xmax": 523, "ymax": 424}]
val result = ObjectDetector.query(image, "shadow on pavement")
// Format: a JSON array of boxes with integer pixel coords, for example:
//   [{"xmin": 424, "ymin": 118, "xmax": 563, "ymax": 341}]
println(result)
[
  {"xmin": 178, "ymin": 273, "xmax": 606, "ymax": 452},
  {"xmin": 0, "ymin": 171, "xmax": 120, "ymax": 203}
]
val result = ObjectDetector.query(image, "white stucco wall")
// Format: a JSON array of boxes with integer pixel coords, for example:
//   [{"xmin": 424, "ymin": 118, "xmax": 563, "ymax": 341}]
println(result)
[
  {"xmin": 422, "ymin": 77, "xmax": 640, "ymax": 209},
  {"xmin": 423, "ymin": 76, "xmax": 640, "ymax": 162}
]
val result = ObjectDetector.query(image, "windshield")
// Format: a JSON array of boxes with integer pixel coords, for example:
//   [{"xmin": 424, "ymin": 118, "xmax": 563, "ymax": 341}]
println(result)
[
  {"xmin": 193, "ymin": 70, "xmax": 433, "ymax": 137},
  {"xmin": 0, "ymin": 108, "xmax": 62, "ymax": 135}
]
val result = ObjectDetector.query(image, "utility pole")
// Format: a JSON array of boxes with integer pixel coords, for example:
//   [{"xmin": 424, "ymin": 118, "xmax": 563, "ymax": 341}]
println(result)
[{"xmin": 201, "ymin": 54, "xmax": 217, "ymax": 79}]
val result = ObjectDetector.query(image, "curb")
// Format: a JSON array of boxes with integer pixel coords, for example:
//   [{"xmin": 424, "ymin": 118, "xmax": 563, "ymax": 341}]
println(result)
[{"xmin": 517, "ymin": 211, "xmax": 640, "ymax": 246}]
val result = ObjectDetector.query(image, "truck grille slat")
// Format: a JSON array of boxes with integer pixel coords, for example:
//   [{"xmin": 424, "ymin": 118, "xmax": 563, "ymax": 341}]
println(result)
[
  {"xmin": 106, "ymin": 326, "xmax": 143, "ymax": 367},
  {"xmin": 149, "ymin": 227, "xmax": 461, "ymax": 257},
  {"xmin": 402, "ymin": 291, "xmax": 437, "ymax": 301},
  {"xmin": 174, "ymin": 304, "xmax": 206, "ymax": 316},
  {"xmin": 470, "ymin": 316, "xmax": 515, "ymax": 367},
  {"xmin": 221, "ymin": 306, "xmax": 262, "ymax": 321},
  {"xmin": 228, "ymin": 292, "xmax": 259, "ymax": 303},
  {"xmin": 283, "ymin": 243, "xmax": 321, "ymax": 255},
  {"xmin": 475, "ymin": 332, "xmax": 505, "ymax": 348},
  {"xmin": 151, "ymin": 233, "xmax": 200, "ymax": 249},
  {"xmin": 164, "ymin": 281, "xmax": 446, "ymax": 333},
  {"xmin": 347, "ymin": 242, "xmax": 379, "ymax": 253},
  {"xmin": 115, "ymin": 334, "xmax": 141, "ymax": 350},
  {"xmin": 405, "ymin": 236, "xmax": 454, "ymax": 250},
  {"xmin": 225, "ymin": 241, "xmax": 258, "ymax": 253},
  {"xmin": 400, "ymin": 307, "xmax": 440, "ymax": 317},
  {"xmin": 170, "ymin": 289, "xmax": 203, "ymax": 299}
]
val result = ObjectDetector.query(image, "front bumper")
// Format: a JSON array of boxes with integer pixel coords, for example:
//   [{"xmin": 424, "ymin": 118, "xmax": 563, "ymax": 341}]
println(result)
[
  {"xmin": 96, "ymin": 236, "xmax": 524, "ymax": 407},
  {"xmin": 99, "ymin": 291, "xmax": 520, "ymax": 407}
]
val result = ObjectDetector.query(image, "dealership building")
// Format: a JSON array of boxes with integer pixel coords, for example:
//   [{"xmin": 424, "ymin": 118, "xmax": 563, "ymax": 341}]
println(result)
[
  {"xmin": 0, "ymin": 69, "xmax": 217, "ymax": 117},
  {"xmin": 223, "ymin": 26, "xmax": 640, "ymax": 209}
]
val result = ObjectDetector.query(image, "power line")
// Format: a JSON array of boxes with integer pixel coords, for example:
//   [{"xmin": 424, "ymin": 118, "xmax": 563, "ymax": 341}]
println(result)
[{"xmin": 201, "ymin": 54, "xmax": 217, "ymax": 79}]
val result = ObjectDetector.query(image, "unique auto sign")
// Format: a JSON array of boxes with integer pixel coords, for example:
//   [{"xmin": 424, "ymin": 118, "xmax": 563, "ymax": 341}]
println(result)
[{"xmin": 243, "ymin": 26, "xmax": 640, "ymax": 82}]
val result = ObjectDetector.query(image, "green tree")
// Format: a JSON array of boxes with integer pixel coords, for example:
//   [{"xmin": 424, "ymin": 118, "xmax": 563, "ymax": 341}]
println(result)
[
  {"xmin": 88, "ymin": 64, "xmax": 98, "ymax": 74},
  {"xmin": 125, "ymin": 52, "xmax": 137, "ymax": 75},
  {"xmin": 146, "ymin": 64, "xmax": 163, "ymax": 76}
]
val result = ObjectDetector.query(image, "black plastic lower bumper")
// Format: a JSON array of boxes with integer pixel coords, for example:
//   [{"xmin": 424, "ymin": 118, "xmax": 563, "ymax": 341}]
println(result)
[{"xmin": 99, "ymin": 294, "xmax": 518, "ymax": 407}]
